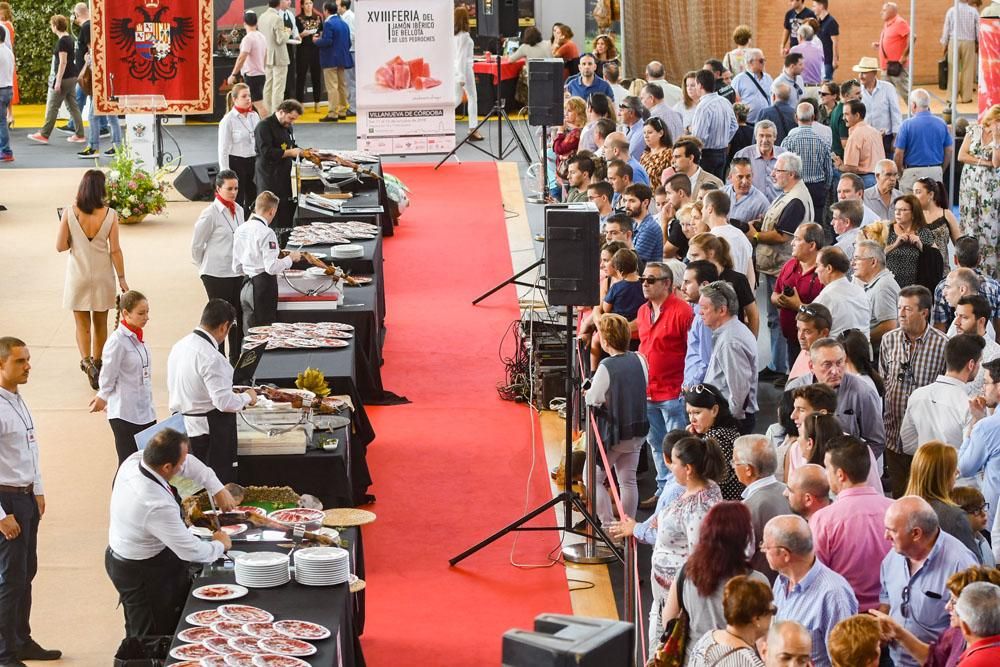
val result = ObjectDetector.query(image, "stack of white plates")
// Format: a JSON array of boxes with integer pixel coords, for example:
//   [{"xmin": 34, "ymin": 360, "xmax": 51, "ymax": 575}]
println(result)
[
  {"xmin": 293, "ymin": 547, "xmax": 350, "ymax": 586},
  {"xmin": 330, "ymin": 244, "xmax": 364, "ymax": 260},
  {"xmin": 234, "ymin": 552, "xmax": 290, "ymax": 588}
]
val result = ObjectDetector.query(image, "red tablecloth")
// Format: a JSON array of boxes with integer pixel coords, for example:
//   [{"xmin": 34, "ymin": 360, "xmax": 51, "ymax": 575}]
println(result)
[{"xmin": 472, "ymin": 57, "xmax": 525, "ymax": 84}]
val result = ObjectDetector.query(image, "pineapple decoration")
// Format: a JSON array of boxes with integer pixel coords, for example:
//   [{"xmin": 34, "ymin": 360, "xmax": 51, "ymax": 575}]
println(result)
[{"xmin": 295, "ymin": 367, "xmax": 331, "ymax": 398}]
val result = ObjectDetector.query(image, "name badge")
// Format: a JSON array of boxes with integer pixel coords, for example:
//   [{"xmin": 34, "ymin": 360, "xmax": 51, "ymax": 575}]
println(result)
[
  {"xmin": 142, "ymin": 366, "xmax": 151, "ymax": 385},
  {"xmin": 26, "ymin": 429, "xmax": 37, "ymax": 446}
]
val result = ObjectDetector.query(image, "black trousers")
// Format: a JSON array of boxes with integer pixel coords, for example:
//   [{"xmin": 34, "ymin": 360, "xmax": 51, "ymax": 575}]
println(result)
[
  {"xmin": 296, "ymin": 46, "xmax": 323, "ymax": 103},
  {"xmin": 105, "ymin": 547, "xmax": 191, "ymax": 639},
  {"xmin": 284, "ymin": 45, "xmax": 297, "ymax": 101},
  {"xmin": 885, "ymin": 450, "xmax": 913, "ymax": 499},
  {"xmin": 882, "ymin": 133, "xmax": 896, "ymax": 162},
  {"xmin": 0, "ymin": 492, "xmax": 39, "ymax": 662},
  {"xmin": 201, "ymin": 275, "xmax": 244, "ymax": 364},
  {"xmin": 228, "ymin": 154, "xmax": 257, "ymax": 217},
  {"xmin": 109, "ymin": 418, "xmax": 155, "ymax": 466},
  {"xmin": 189, "ymin": 410, "xmax": 239, "ymax": 484},
  {"xmin": 701, "ymin": 148, "xmax": 728, "ymax": 180},
  {"xmin": 805, "ymin": 180, "xmax": 831, "ymax": 239}
]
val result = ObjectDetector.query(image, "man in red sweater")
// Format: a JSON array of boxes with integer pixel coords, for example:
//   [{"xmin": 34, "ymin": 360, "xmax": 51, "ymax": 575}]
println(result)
[
  {"xmin": 955, "ymin": 582, "xmax": 1000, "ymax": 665},
  {"xmin": 635, "ymin": 262, "xmax": 693, "ymax": 508}
]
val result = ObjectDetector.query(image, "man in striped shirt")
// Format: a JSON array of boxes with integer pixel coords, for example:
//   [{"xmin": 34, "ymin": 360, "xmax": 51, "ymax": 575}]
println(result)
[
  {"xmin": 690, "ymin": 69, "xmax": 737, "ymax": 181},
  {"xmin": 879, "ymin": 285, "xmax": 949, "ymax": 497},
  {"xmin": 942, "ymin": 0, "xmax": 980, "ymax": 104}
]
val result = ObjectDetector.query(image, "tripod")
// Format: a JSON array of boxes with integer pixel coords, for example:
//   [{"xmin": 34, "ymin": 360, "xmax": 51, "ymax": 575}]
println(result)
[
  {"xmin": 449, "ymin": 307, "xmax": 622, "ymax": 567},
  {"xmin": 435, "ymin": 38, "xmax": 532, "ymax": 168}
]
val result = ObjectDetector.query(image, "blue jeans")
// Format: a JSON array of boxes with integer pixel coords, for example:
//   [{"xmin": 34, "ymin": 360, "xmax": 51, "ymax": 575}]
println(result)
[
  {"xmin": 646, "ymin": 397, "xmax": 687, "ymax": 495},
  {"xmin": 87, "ymin": 108, "xmax": 122, "ymax": 150},
  {"xmin": 0, "ymin": 87, "xmax": 11, "ymax": 156},
  {"xmin": 860, "ymin": 173, "xmax": 876, "ymax": 189},
  {"xmin": 824, "ymin": 63, "xmax": 834, "ymax": 81},
  {"xmin": 764, "ymin": 273, "xmax": 788, "ymax": 373},
  {"xmin": 67, "ymin": 84, "xmax": 109, "ymax": 133}
]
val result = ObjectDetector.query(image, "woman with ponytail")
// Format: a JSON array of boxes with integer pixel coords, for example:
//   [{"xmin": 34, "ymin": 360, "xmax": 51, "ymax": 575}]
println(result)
[
  {"xmin": 217, "ymin": 82, "xmax": 259, "ymax": 214},
  {"xmin": 191, "ymin": 170, "xmax": 245, "ymax": 363},
  {"xmin": 89, "ymin": 290, "xmax": 156, "ymax": 465}
]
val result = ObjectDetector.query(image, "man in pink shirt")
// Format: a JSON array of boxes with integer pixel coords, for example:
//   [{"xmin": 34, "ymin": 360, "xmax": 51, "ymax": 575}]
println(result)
[
  {"xmin": 872, "ymin": 2, "xmax": 911, "ymax": 97},
  {"xmin": 811, "ymin": 435, "xmax": 893, "ymax": 611}
]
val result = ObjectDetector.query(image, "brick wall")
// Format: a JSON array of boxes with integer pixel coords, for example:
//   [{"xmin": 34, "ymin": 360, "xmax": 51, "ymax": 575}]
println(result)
[{"xmin": 754, "ymin": 1, "xmax": 948, "ymax": 85}]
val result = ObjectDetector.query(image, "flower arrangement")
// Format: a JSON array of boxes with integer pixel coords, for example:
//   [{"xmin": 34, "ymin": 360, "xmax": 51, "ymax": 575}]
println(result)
[{"xmin": 104, "ymin": 144, "xmax": 169, "ymax": 223}]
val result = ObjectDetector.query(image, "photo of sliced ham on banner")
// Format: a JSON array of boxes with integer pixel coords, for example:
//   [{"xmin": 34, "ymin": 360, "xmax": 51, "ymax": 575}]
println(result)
[{"xmin": 356, "ymin": 1, "xmax": 456, "ymax": 154}]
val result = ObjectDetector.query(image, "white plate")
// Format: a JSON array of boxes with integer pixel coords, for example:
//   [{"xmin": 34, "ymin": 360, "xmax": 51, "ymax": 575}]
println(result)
[
  {"xmin": 235, "ymin": 552, "xmax": 289, "ymax": 567},
  {"xmin": 192, "ymin": 584, "xmax": 248, "ymax": 601},
  {"xmin": 221, "ymin": 524, "xmax": 247, "ymax": 537}
]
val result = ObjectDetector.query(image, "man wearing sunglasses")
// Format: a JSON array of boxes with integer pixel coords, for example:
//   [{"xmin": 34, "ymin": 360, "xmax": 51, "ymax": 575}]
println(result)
[{"xmin": 878, "ymin": 496, "xmax": 977, "ymax": 667}]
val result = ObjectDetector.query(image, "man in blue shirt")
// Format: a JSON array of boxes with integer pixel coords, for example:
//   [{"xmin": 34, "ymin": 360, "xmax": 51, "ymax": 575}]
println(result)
[
  {"xmin": 618, "ymin": 96, "xmax": 648, "ymax": 162},
  {"xmin": 315, "ymin": 1, "xmax": 354, "ymax": 121},
  {"xmin": 732, "ymin": 49, "xmax": 774, "ymax": 122},
  {"xmin": 604, "ymin": 134, "xmax": 650, "ymax": 187},
  {"xmin": 879, "ymin": 496, "xmax": 978, "ymax": 667},
  {"xmin": 621, "ymin": 183, "xmax": 662, "ymax": 263},
  {"xmin": 960, "ymin": 358, "xmax": 1000, "ymax": 529},
  {"xmin": 894, "ymin": 88, "xmax": 955, "ymax": 192},
  {"xmin": 564, "ymin": 53, "xmax": 613, "ymax": 100}
]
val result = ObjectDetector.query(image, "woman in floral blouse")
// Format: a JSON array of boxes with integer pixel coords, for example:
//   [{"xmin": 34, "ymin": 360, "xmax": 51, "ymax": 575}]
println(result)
[
  {"xmin": 647, "ymin": 435, "xmax": 725, "ymax": 654},
  {"xmin": 639, "ymin": 116, "xmax": 673, "ymax": 190}
]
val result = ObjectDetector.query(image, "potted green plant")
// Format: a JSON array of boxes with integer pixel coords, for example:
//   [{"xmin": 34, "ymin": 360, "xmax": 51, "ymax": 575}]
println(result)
[{"xmin": 104, "ymin": 144, "xmax": 168, "ymax": 224}]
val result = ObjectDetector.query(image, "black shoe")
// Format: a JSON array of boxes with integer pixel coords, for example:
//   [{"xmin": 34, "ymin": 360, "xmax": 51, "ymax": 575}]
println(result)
[
  {"xmin": 16, "ymin": 639, "xmax": 61, "ymax": 661},
  {"xmin": 99, "ymin": 128, "xmax": 111, "ymax": 138},
  {"xmin": 639, "ymin": 495, "xmax": 659, "ymax": 510},
  {"xmin": 758, "ymin": 367, "xmax": 782, "ymax": 381},
  {"xmin": 77, "ymin": 147, "xmax": 99, "ymax": 158},
  {"xmin": 54, "ymin": 124, "xmax": 74, "ymax": 135},
  {"xmin": 318, "ymin": 116, "xmax": 338, "ymax": 122},
  {"xmin": 773, "ymin": 374, "xmax": 789, "ymax": 388},
  {"xmin": 104, "ymin": 147, "xmax": 117, "ymax": 156},
  {"xmin": 86, "ymin": 359, "xmax": 100, "ymax": 390},
  {"xmin": 0, "ymin": 660, "xmax": 28, "ymax": 667}
]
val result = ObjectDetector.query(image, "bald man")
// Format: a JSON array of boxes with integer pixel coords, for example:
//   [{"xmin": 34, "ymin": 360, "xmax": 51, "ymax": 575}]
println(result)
[
  {"xmin": 764, "ymin": 620, "xmax": 813, "ymax": 667},
  {"xmin": 765, "ymin": 515, "xmax": 857, "ymax": 667},
  {"xmin": 878, "ymin": 496, "xmax": 978, "ymax": 667},
  {"xmin": 603, "ymin": 132, "xmax": 650, "ymax": 186},
  {"xmin": 784, "ymin": 464, "xmax": 831, "ymax": 520}
]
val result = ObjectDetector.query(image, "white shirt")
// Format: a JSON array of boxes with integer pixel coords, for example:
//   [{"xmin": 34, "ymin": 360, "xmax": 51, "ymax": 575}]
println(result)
[
  {"xmin": 648, "ymin": 79, "xmax": 682, "ymax": 108},
  {"xmin": 109, "ymin": 452, "xmax": 225, "ymax": 562},
  {"xmin": 97, "ymin": 326, "xmax": 155, "ymax": 424},
  {"xmin": 232, "ymin": 215, "xmax": 292, "ymax": 278},
  {"xmin": 585, "ymin": 354, "xmax": 649, "ymax": 406},
  {"xmin": 217, "ymin": 108, "xmax": 260, "ymax": 170},
  {"xmin": 860, "ymin": 205, "xmax": 880, "ymax": 227},
  {"xmin": 860, "ymin": 80, "xmax": 903, "ymax": 135},
  {"xmin": 899, "ymin": 375, "xmax": 972, "ymax": 457},
  {"xmin": 192, "ymin": 199, "xmax": 244, "ymax": 278},
  {"xmin": 710, "ymin": 223, "xmax": 755, "ymax": 281},
  {"xmin": 0, "ymin": 387, "xmax": 43, "ymax": 519},
  {"xmin": 167, "ymin": 328, "xmax": 252, "ymax": 437},
  {"xmin": 610, "ymin": 83, "xmax": 629, "ymax": 107},
  {"xmin": 813, "ymin": 275, "xmax": 872, "ymax": 338},
  {"xmin": 958, "ymin": 331, "xmax": 1000, "ymax": 397},
  {"xmin": 0, "ymin": 44, "xmax": 12, "ymax": 88},
  {"xmin": 340, "ymin": 9, "xmax": 355, "ymax": 51},
  {"xmin": 741, "ymin": 474, "xmax": 782, "ymax": 500}
]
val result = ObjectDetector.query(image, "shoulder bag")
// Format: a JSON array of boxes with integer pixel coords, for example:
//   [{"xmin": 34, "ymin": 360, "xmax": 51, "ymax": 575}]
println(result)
[
  {"xmin": 880, "ymin": 38, "xmax": 903, "ymax": 77},
  {"xmin": 647, "ymin": 566, "xmax": 689, "ymax": 667}
]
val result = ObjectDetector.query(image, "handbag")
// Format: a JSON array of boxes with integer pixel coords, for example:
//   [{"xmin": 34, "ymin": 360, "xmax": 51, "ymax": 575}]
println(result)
[
  {"xmin": 880, "ymin": 40, "xmax": 903, "ymax": 77},
  {"xmin": 78, "ymin": 64, "xmax": 93, "ymax": 96},
  {"xmin": 647, "ymin": 567, "xmax": 689, "ymax": 667}
]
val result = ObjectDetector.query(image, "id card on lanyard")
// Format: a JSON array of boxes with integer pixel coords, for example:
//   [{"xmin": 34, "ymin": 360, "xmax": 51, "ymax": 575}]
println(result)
[
  {"xmin": 128, "ymin": 336, "xmax": 151, "ymax": 386},
  {"xmin": 2, "ymin": 393, "xmax": 37, "ymax": 449}
]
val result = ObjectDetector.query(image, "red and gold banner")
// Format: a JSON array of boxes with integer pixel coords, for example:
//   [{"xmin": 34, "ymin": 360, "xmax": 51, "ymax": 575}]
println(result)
[
  {"xmin": 981, "ymin": 19, "xmax": 1000, "ymax": 118},
  {"xmin": 92, "ymin": 0, "xmax": 213, "ymax": 114}
]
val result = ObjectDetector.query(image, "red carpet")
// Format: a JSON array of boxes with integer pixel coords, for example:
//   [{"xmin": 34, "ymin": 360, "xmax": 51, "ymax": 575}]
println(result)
[{"xmin": 361, "ymin": 163, "xmax": 571, "ymax": 665}]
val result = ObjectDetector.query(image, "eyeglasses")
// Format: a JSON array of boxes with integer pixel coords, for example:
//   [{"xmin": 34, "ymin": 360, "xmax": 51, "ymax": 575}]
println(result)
[
  {"xmin": 851, "ymin": 255, "xmax": 874, "ymax": 263},
  {"xmin": 963, "ymin": 502, "xmax": 990, "ymax": 514},
  {"xmin": 731, "ymin": 460, "xmax": 752, "ymax": 468},
  {"xmin": 799, "ymin": 305, "xmax": 821, "ymax": 317},
  {"xmin": 901, "ymin": 585, "xmax": 943, "ymax": 632},
  {"xmin": 689, "ymin": 384, "xmax": 719, "ymax": 398},
  {"xmin": 897, "ymin": 361, "xmax": 915, "ymax": 383},
  {"xmin": 820, "ymin": 91, "xmax": 833, "ymax": 97},
  {"xmin": 758, "ymin": 542, "xmax": 788, "ymax": 553},
  {"xmin": 640, "ymin": 277, "xmax": 667, "ymax": 284},
  {"xmin": 773, "ymin": 168, "xmax": 790, "ymax": 174}
]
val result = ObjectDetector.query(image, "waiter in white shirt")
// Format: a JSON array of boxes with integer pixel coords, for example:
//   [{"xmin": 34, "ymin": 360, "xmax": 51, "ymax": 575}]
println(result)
[
  {"xmin": 106, "ymin": 428, "xmax": 235, "ymax": 638},
  {"xmin": 0, "ymin": 337, "xmax": 61, "ymax": 664},
  {"xmin": 167, "ymin": 300, "xmax": 257, "ymax": 483},
  {"xmin": 232, "ymin": 190, "xmax": 301, "ymax": 333},
  {"xmin": 191, "ymin": 170, "xmax": 246, "ymax": 364}
]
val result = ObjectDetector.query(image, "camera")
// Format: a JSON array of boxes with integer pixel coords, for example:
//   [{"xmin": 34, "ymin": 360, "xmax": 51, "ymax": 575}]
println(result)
[{"xmin": 783, "ymin": 286, "xmax": 795, "ymax": 297}]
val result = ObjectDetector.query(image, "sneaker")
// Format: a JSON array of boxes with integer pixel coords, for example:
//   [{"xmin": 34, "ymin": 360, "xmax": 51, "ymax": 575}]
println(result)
[
  {"xmin": 99, "ymin": 127, "xmax": 111, "ymax": 138},
  {"xmin": 104, "ymin": 147, "xmax": 117, "ymax": 156},
  {"xmin": 67, "ymin": 135, "xmax": 86, "ymax": 143},
  {"xmin": 77, "ymin": 147, "xmax": 99, "ymax": 158},
  {"xmin": 0, "ymin": 154, "xmax": 13, "ymax": 162},
  {"xmin": 26, "ymin": 132, "xmax": 48, "ymax": 144},
  {"xmin": 54, "ymin": 124, "xmax": 75, "ymax": 135},
  {"xmin": 758, "ymin": 367, "xmax": 783, "ymax": 381},
  {"xmin": 318, "ymin": 116, "xmax": 338, "ymax": 122}
]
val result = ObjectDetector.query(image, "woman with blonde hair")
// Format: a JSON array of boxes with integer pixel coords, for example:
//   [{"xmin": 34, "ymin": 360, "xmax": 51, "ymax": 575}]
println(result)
[
  {"xmin": 870, "ymin": 566, "xmax": 1000, "ymax": 666},
  {"xmin": 958, "ymin": 104, "xmax": 1000, "ymax": 277},
  {"xmin": 687, "ymin": 233, "xmax": 759, "ymax": 335},
  {"xmin": 218, "ymin": 82, "xmax": 259, "ymax": 213},
  {"xmin": 552, "ymin": 96, "xmax": 586, "ymax": 199},
  {"xmin": 89, "ymin": 290, "xmax": 156, "ymax": 464},
  {"xmin": 673, "ymin": 71, "xmax": 699, "ymax": 130},
  {"xmin": 57, "ymin": 169, "xmax": 127, "ymax": 389},
  {"xmin": 905, "ymin": 442, "xmax": 980, "ymax": 557},
  {"xmin": 678, "ymin": 201, "xmax": 707, "ymax": 239}
]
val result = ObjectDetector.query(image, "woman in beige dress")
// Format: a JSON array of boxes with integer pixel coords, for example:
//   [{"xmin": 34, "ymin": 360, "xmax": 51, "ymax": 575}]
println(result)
[{"xmin": 56, "ymin": 169, "xmax": 128, "ymax": 389}]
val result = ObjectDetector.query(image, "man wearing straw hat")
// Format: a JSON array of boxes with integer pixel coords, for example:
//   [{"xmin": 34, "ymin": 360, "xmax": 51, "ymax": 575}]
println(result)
[{"xmin": 853, "ymin": 56, "xmax": 903, "ymax": 160}]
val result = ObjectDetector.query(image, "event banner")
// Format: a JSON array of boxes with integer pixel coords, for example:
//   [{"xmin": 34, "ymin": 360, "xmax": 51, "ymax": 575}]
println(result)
[
  {"xmin": 92, "ymin": 0, "xmax": 213, "ymax": 114},
  {"xmin": 355, "ymin": 0, "xmax": 456, "ymax": 154},
  {"xmin": 981, "ymin": 19, "xmax": 1000, "ymax": 117}
]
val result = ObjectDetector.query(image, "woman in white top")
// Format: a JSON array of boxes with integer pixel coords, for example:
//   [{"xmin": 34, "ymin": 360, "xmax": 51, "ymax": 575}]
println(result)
[
  {"xmin": 508, "ymin": 26, "xmax": 552, "ymax": 63},
  {"xmin": 453, "ymin": 7, "xmax": 482, "ymax": 142},
  {"xmin": 674, "ymin": 71, "xmax": 699, "ymax": 131},
  {"xmin": 217, "ymin": 83, "xmax": 259, "ymax": 215},
  {"xmin": 90, "ymin": 290, "xmax": 156, "ymax": 465},
  {"xmin": 191, "ymin": 170, "xmax": 245, "ymax": 363},
  {"xmin": 57, "ymin": 169, "xmax": 128, "ymax": 390}
]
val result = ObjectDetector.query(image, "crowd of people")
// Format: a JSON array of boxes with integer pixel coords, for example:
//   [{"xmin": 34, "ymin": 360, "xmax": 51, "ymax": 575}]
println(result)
[{"xmin": 552, "ymin": 3, "xmax": 1000, "ymax": 666}]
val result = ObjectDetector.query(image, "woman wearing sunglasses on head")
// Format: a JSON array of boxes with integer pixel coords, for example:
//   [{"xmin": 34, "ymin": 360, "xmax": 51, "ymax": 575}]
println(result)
[{"xmin": 683, "ymin": 383, "xmax": 744, "ymax": 500}]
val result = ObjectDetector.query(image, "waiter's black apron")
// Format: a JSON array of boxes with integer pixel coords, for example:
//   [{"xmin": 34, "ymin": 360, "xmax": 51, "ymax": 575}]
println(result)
[
  {"xmin": 186, "ymin": 330, "xmax": 239, "ymax": 484},
  {"xmin": 241, "ymin": 271, "xmax": 279, "ymax": 333}
]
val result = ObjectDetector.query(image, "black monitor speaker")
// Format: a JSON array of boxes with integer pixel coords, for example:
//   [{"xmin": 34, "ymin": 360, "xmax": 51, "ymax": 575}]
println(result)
[
  {"xmin": 544, "ymin": 206, "xmax": 600, "ymax": 307},
  {"xmin": 476, "ymin": 0, "xmax": 519, "ymax": 39},
  {"xmin": 502, "ymin": 613, "xmax": 635, "ymax": 667},
  {"xmin": 527, "ymin": 59, "xmax": 565, "ymax": 127},
  {"xmin": 174, "ymin": 163, "xmax": 220, "ymax": 201}
]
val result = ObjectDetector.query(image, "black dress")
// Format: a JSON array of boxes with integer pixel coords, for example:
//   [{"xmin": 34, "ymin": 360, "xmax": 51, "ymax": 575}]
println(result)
[{"xmin": 706, "ymin": 424, "xmax": 745, "ymax": 500}]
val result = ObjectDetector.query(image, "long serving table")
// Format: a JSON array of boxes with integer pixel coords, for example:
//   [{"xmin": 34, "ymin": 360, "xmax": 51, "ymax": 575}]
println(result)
[
  {"xmin": 168, "ymin": 528, "xmax": 366, "ymax": 666},
  {"xmin": 295, "ymin": 158, "xmax": 395, "ymax": 237},
  {"xmin": 250, "ymin": 342, "xmax": 375, "ymax": 507}
]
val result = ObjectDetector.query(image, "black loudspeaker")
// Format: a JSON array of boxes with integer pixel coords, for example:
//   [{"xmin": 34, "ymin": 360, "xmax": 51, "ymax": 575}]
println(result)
[
  {"xmin": 544, "ymin": 206, "xmax": 600, "ymax": 306},
  {"xmin": 502, "ymin": 614, "xmax": 635, "ymax": 667},
  {"xmin": 527, "ymin": 59, "xmax": 566, "ymax": 126},
  {"xmin": 174, "ymin": 163, "xmax": 220, "ymax": 201},
  {"xmin": 476, "ymin": 0, "xmax": 518, "ymax": 38}
]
